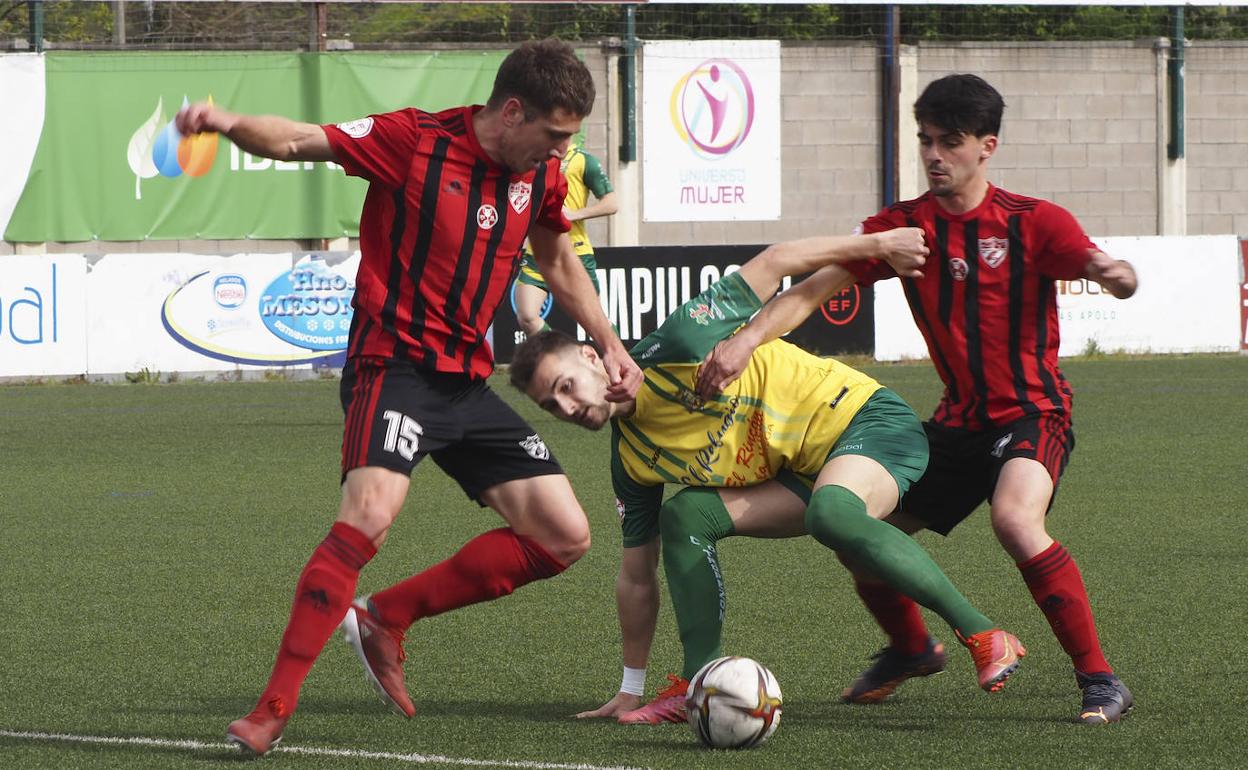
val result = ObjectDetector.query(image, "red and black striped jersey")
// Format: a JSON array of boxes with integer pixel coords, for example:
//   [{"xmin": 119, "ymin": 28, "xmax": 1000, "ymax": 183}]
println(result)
[
  {"xmin": 850, "ymin": 185, "xmax": 1096, "ymax": 429},
  {"xmin": 323, "ymin": 105, "xmax": 570, "ymax": 379}
]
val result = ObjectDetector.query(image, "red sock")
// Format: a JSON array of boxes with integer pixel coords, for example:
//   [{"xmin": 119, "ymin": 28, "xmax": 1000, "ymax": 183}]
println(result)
[
  {"xmin": 255, "ymin": 522, "xmax": 377, "ymax": 715},
  {"xmin": 855, "ymin": 579, "xmax": 930, "ymax": 656},
  {"xmin": 370, "ymin": 527, "xmax": 566, "ymax": 631},
  {"xmin": 1018, "ymin": 541, "xmax": 1112, "ymax": 675}
]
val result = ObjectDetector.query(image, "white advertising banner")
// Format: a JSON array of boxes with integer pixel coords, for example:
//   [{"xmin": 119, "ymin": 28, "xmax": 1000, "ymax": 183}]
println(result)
[
  {"xmin": 642, "ymin": 40, "xmax": 781, "ymax": 222},
  {"xmin": 873, "ymin": 235, "xmax": 1242, "ymax": 361},
  {"xmin": 86, "ymin": 252, "xmax": 359, "ymax": 375},
  {"xmin": 0, "ymin": 255, "xmax": 87, "ymax": 377}
]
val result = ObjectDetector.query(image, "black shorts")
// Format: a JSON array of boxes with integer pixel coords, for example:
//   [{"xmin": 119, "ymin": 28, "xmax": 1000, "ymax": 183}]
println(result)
[
  {"xmin": 902, "ymin": 412, "xmax": 1075, "ymax": 536},
  {"xmin": 339, "ymin": 357, "xmax": 564, "ymax": 502}
]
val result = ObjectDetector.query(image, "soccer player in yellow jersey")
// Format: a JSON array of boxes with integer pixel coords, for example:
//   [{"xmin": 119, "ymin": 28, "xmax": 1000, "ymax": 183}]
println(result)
[
  {"xmin": 514, "ymin": 141, "xmax": 618, "ymax": 336},
  {"xmin": 510, "ymin": 229, "xmax": 1027, "ymax": 725}
]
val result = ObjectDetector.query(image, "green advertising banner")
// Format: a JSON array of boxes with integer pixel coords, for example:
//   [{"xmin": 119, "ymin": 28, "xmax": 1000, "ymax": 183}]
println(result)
[{"xmin": 4, "ymin": 51, "xmax": 505, "ymax": 242}]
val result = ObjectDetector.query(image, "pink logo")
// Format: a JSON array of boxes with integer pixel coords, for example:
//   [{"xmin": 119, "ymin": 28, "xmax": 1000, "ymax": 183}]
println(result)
[
  {"xmin": 979, "ymin": 237, "xmax": 1008, "ymax": 268},
  {"xmin": 477, "ymin": 204, "xmax": 498, "ymax": 230},
  {"xmin": 949, "ymin": 258, "xmax": 969, "ymax": 281},
  {"xmin": 669, "ymin": 58, "xmax": 755, "ymax": 160}
]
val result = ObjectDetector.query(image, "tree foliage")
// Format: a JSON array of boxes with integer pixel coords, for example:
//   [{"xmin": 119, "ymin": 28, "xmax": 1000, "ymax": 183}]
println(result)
[{"xmin": 2, "ymin": 2, "xmax": 1247, "ymax": 51}]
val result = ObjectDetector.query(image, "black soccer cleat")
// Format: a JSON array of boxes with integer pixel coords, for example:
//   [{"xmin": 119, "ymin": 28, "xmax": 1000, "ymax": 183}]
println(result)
[
  {"xmin": 841, "ymin": 637, "xmax": 948, "ymax": 704},
  {"xmin": 1076, "ymin": 671, "xmax": 1134, "ymax": 724}
]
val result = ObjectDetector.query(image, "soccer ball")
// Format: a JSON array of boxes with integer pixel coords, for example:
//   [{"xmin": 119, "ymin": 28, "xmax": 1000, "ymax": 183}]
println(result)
[{"xmin": 686, "ymin": 656, "xmax": 783, "ymax": 749}]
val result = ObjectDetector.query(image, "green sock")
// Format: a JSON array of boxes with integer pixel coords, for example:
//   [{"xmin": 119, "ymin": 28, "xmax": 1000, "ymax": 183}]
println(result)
[
  {"xmin": 805, "ymin": 485, "xmax": 993, "ymax": 637},
  {"xmin": 659, "ymin": 488, "xmax": 736, "ymax": 680}
]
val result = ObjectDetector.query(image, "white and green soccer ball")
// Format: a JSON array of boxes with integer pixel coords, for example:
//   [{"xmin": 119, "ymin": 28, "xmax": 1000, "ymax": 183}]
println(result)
[{"xmin": 686, "ymin": 656, "xmax": 783, "ymax": 749}]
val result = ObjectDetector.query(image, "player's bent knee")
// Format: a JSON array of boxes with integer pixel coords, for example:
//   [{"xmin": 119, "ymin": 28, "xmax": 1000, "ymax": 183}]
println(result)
[
  {"xmin": 659, "ymin": 487, "xmax": 734, "ymax": 546},
  {"xmin": 805, "ymin": 484, "xmax": 871, "ymax": 551},
  {"xmin": 549, "ymin": 528, "xmax": 590, "ymax": 566}
]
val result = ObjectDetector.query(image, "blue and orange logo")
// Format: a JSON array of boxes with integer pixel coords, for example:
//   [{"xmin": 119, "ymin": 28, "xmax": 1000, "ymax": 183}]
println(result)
[
  {"xmin": 669, "ymin": 59, "xmax": 755, "ymax": 160},
  {"xmin": 127, "ymin": 95, "xmax": 218, "ymax": 199}
]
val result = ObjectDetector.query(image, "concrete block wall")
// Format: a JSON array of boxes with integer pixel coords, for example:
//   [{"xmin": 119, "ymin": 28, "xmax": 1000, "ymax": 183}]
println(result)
[
  {"xmin": 914, "ymin": 42, "xmax": 1160, "ymax": 239},
  {"xmin": 1186, "ymin": 42, "xmax": 1248, "ymax": 235}
]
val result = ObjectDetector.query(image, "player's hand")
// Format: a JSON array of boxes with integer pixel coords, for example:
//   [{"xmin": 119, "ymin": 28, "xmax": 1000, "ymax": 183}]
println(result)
[
  {"xmin": 695, "ymin": 335, "xmax": 753, "ymax": 399},
  {"xmin": 573, "ymin": 691, "xmax": 642, "ymax": 719},
  {"xmin": 602, "ymin": 344, "xmax": 642, "ymax": 403},
  {"xmin": 876, "ymin": 226, "xmax": 928, "ymax": 279},
  {"xmin": 175, "ymin": 102, "xmax": 234, "ymax": 137},
  {"xmin": 1086, "ymin": 249, "xmax": 1138, "ymax": 299}
]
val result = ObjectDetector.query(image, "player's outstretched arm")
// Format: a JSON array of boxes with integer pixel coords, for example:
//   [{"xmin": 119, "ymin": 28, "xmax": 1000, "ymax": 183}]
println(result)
[
  {"xmin": 732, "ymin": 227, "xmax": 926, "ymax": 303},
  {"xmin": 530, "ymin": 226, "xmax": 641, "ymax": 401},
  {"xmin": 574, "ymin": 541, "xmax": 660, "ymax": 718},
  {"xmin": 1084, "ymin": 249, "xmax": 1138, "ymax": 299},
  {"xmin": 175, "ymin": 102, "xmax": 334, "ymax": 163}
]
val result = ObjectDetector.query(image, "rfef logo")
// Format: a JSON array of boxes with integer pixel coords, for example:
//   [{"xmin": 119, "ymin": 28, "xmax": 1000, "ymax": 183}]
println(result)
[
  {"xmin": 127, "ymin": 95, "xmax": 219, "ymax": 200},
  {"xmin": 669, "ymin": 58, "xmax": 755, "ymax": 160},
  {"xmin": 819, "ymin": 286, "xmax": 861, "ymax": 326}
]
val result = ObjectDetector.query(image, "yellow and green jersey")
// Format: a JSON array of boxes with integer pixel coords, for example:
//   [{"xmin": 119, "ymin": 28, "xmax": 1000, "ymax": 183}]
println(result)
[
  {"xmin": 612, "ymin": 271, "xmax": 883, "ymax": 547},
  {"xmin": 519, "ymin": 145, "xmax": 613, "ymax": 285}
]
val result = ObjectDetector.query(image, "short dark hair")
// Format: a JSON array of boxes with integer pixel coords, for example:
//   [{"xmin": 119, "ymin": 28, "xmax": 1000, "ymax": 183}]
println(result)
[
  {"xmin": 509, "ymin": 329, "xmax": 585, "ymax": 392},
  {"xmin": 487, "ymin": 38, "xmax": 595, "ymax": 119},
  {"xmin": 914, "ymin": 74, "xmax": 1004, "ymax": 138}
]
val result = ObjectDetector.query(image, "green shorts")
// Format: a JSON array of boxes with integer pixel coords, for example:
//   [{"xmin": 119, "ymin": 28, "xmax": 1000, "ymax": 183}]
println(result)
[
  {"xmin": 819, "ymin": 387, "xmax": 930, "ymax": 499},
  {"xmin": 516, "ymin": 251, "xmax": 601, "ymax": 293}
]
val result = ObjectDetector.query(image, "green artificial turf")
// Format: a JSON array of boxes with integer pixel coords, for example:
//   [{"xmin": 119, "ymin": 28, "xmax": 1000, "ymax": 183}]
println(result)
[{"xmin": 1, "ymin": 355, "xmax": 1245, "ymax": 768}]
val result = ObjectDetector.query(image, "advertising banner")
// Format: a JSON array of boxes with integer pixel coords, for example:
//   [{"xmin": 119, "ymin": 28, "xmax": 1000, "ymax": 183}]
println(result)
[
  {"xmin": 1241, "ymin": 238, "xmax": 1248, "ymax": 353},
  {"xmin": 873, "ymin": 235, "xmax": 1243, "ymax": 361},
  {"xmin": 642, "ymin": 40, "xmax": 781, "ymax": 222},
  {"xmin": 86, "ymin": 251, "xmax": 359, "ymax": 375},
  {"xmin": 491, "ymin": 244, "xmax": 873, "ymax": 364},
  {"xmin": 3, "ymin": 51, "xmax": 504, "ymax": 242},
  {"xmin": 0, "ymin": 255, "xmax": 88, "ymax": 378}
]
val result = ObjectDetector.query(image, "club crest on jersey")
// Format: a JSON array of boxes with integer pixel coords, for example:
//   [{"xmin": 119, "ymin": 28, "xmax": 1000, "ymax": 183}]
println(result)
[
  {"xmin": 979, "ymin": 237, "xmax": 1008, "ymax": 268},
  {"xmin": 519, "ymin": 434, "xmax": 550, "ymax": 461},
  {"xmin": 477, "ymin": 204, "xmax": 499, "ymax": 230},
  {"xmin": 688, "ymin": 301, "xmax": 724, "ymax": 326},
  {"xmin": 677, "ymin": 388, "xmax": 706, "ymax": 412},
  {"xmin": 948, "ymin": 257, "xmax": 969, "ymax": 281},
  {"xmin": 508, "ymin": 181, "xmax": 532, "ymax": 214}
]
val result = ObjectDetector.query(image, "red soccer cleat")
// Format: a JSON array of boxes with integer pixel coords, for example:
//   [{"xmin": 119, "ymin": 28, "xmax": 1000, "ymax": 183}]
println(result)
[
  {"xmin": 617, "ymin": 674, "xmax": 690, "ymax": 725},
  {"xmin": 956, "ymin": 628, "xmax": 1026, "ymax": 692},
  {"xmin": 341, "ymin": 597, "xmax": 416, "ymax": 718},
  {"xmin": 226, "ymin": 696, "xmax": 290, "ymax": 756}
]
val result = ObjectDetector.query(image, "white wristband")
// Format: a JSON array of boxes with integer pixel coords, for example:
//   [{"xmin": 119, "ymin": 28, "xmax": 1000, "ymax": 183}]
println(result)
[{"xmin": 620, "ymin": 666, "xmax": 647, "ymax": 696}]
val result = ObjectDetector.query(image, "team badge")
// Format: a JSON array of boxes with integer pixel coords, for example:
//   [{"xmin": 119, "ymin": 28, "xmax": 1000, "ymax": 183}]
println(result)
[
  {"xmin": 948, "ymin": 257, "xmax": 969, "ymax": 281},
  {"xmin": 477, "ymin": 204, "xmax": 499, "ymax": 230},
  {"xmin": 508, "ymin": 181, "xmax": 532, "ymax": 214},
  {"xmin": 687, "ymin": 301, "xmax": 723, "ymax": 326},
  {"xmin": 615, "ymin": 497, "xmax": 626, "ymax": 521},
  {"xmin": 979, "ymin": 237, "xmax": 1008, "ymax": 268},
  {"xmin": 336, "ymin": 117, "xmax": 374, "ymax": 138},
  {"xmin": 519, "ymin": 434, "xmax": 550, "ymax": 461}
]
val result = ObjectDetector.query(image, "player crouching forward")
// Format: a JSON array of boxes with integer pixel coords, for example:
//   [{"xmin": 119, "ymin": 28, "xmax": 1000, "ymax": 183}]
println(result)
[{"xmin": 510, "ymin": 230, "xmax": 1027, "ymax": 725}]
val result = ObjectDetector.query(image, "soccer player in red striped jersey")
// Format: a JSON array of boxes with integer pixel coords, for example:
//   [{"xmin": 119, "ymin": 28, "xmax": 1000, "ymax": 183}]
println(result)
[
  {"xmin": 177, "ymin": 39, "xmax": 642, "ymax": 755},
  {"xmin": 696, "ymin": 74, "xmax": 1138, "ymax": 724}
]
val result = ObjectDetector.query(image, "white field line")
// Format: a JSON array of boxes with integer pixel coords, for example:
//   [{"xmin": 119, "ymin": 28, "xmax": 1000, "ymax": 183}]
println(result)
[{"xmin": 0, "ymin": 729, "xmax": 653, "ymax": 770}]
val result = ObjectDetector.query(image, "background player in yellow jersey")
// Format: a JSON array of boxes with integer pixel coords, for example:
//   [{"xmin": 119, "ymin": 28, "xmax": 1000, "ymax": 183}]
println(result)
[
  {"xmin": 510, "ymin": 230, "xmax": 1027, "ymax": 724},
  {"xmin": 514, "ymin": 140, "xmax": 618, "ymax": 337}
]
